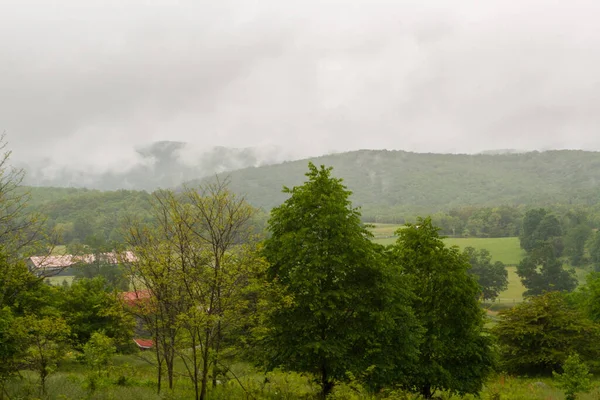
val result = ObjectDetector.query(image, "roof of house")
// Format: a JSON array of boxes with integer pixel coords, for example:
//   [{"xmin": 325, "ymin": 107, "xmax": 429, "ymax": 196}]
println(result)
[
  {"xmin": 28, "ymin": 251, "xmax": 137, "ymax": 269},
  {"xmin": 133, "ymin": 338, "xmax": 154, "ymax": 349},
  {"xmin": 120, "ymin": 290, "xmax": 151, "ymax": 305}
]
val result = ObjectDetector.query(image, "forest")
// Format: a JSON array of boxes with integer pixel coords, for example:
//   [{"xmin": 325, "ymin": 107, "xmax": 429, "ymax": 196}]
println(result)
[{"xmin": 4, "ymin": 142, "xmax": 600, "ymax": 399}]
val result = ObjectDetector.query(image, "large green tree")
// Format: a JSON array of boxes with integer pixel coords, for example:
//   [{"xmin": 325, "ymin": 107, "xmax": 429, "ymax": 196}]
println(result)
[
  {"xmin": 463, "ymin": 246, "xmax": 508, "ymax": 301},
  {"xmin": 520, "ymin": 208, "xmax": 563, "ymax": 253},
  {"xmin": 517, "ymin": 244, "xmax": 577, "ymax": 297},
  {"xmin": 58, "ymin": 277, "xmax": 134, "ymax": 351},
  {"xmin": 564, "ymin": 224, "xmax": 592, "ymax": 267},
  {"xmin": 260, "ymin": 163, "xmax": 420, "ymax": 398},
  {"xmin": 493, "ymin": 292, "xmax": 600, "ymax": 375},
  {"xmin": 389, "ymin": 218, "xmax": 495, "ymax": 399}
]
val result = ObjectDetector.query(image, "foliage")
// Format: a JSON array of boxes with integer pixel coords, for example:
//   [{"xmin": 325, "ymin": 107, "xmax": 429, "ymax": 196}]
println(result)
[
  {"xmin": 0, "ymin": 306, "xmax": 27, "ymax": 393},
  {"xmin": 520, "ymin": 209, "xmax": 563, "ymax": 254},
  {"xmin": 569, "ymin": 272, "xmax": 600, "ymax": 323},
  {"xmin": 83, "ymin": 331, "xmax": 116, "ymax": 374},
  {"xmin": 553, "ymin": 353, "xmax": 593, "ymax": 400},
  {"xmin": 387, "ymin": 217, "xmax": 495, "ymax": 398},
  {"xmin": 58, "ymin": 277, "xmax": 135, "ymax": 351},
  {"xmin": 493, "ymin": 291, "xmax": 600, "ymax": 375},
  {"xmin": 517, "ymin": 243, "xmax": 577, "ymax": 297},
  {"xmin": 564, "ymin": 224, "xmax": 592, "ymax": 267},
  {"xmin": 0, "ymin": 135, "xmax": 49, "ymax": 259},
  {"xmin": 463, "ymin": 246, "xmax": 508, "ymax": 301},
  {"xmin": 21, "ymin": 314, "xmax": 71, "ymax": 394},
  {"xmin": 589, "ymin": 231, "xmax": 600, "ymax": 272},
  {"xmin": 260, "ymin": 163, "xmax": 421, "ymax": 398},
  {"xmin": 125, "ymin": 181, "xmax": 264, "ymax": 400}
]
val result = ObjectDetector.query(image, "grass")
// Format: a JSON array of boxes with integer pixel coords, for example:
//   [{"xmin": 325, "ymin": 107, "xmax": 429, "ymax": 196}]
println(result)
[
  {"xmin": 45, "ymin": 275, "xmax": 75, "ymax": 286},
  {"xmin": 51, "ymin": 245, "xmax": 67, "ymax": 255},
  {"xmin": 444, "ymin": 237, "xmax": 525, "ymax": 265},
  {"xmin": 8, "ymin": 354, "xmax": 600, "ymax": 399},
  {"xmin": 374, "ymin": 236, "xmax": 525, "ymax": 266},
  {"xmin": 372, "ymin": 235, "xmax": 594, "ymax": 305},
  {"xmin": 368, "ymin": 223, "xmax": 403, "ymax": 239}
]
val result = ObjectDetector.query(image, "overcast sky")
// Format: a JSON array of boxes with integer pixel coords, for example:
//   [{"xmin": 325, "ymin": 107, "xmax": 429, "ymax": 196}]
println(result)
[{"xmin": 2, "ymin": 0, "xmax": 600, "ymax": 172}]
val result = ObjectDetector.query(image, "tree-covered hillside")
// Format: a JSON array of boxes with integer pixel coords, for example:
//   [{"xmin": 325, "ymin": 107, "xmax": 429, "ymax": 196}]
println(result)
[{"xmin": 193, "ymin": 149, "xmax": 600, "ymax": 220}]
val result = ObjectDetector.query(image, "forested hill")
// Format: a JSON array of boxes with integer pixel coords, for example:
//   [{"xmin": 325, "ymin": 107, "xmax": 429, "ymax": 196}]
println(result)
[{"xmin": 191, "ymin": 149, "xmax": 600, "ymax": 220}]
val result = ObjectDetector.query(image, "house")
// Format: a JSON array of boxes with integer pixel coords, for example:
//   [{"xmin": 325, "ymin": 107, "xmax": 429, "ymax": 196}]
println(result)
[
  {"xmin": 120, "ymin": 290, "xmax": 152, "ymax": 307},
  {"xmin": 27, "ymin": 251, "xmax": 137, "ymax": 276}
]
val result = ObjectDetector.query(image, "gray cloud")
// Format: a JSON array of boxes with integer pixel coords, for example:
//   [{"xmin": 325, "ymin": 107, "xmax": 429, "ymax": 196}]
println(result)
[{"xmin": 1, "ymin": 0, "xmax": 600, "ymax": 174}]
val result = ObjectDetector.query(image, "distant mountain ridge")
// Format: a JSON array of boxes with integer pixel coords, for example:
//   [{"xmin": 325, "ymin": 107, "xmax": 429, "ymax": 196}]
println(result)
[{"xmin": 190, "ymin": 149, "xmax": 600, "ymax": 220}]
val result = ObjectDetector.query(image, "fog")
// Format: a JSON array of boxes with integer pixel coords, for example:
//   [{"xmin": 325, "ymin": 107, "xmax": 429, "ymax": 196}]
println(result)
[{"xmin": 2, "ymin": 0, "xmax": 600, "ymax": 179}]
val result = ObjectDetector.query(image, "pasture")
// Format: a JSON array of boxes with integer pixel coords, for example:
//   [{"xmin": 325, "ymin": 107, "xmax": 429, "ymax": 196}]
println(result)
[
  {"xmin": 370, "ymin": 232, "xmax": 593, "ymax": 304},
  {"xmin": 372, "ymin": 231, "xmax": 525, "ymax": 266}
]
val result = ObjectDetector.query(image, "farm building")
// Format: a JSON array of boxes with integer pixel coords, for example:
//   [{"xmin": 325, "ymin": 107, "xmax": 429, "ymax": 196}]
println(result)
[
  {"xmin": 133, "ymin": 338, "xmax": 154, "ymax": 350},
  {"xmin": 26, "ymin": 251, "xmax": 137, "ymax": 276}
]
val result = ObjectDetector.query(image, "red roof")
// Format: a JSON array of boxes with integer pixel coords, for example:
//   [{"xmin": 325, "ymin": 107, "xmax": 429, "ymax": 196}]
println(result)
[
  {"xmin": 120, "ymin": 290, "xmax": 151, "ymax": 306},
  {"xmin": 133, "ymin": 338, "xmax": 154, "ymax": 349}
]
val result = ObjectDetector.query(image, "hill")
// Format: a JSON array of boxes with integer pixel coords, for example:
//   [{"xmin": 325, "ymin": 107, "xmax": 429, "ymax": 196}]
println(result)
[{"xmin": 192, "ymin": 149, "xmax": 600, "ymax": 220}]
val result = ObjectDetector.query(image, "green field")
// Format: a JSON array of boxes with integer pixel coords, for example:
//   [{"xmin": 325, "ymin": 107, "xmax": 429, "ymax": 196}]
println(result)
[
  {"xmin": 374, "ymin": 235, "xmax": 525, "ymax": 266},
  {"xmin": 368, "ymin": 223, "xmax": 402, "ymax": 239},
  {"xmin": 371, "ymin": 235, "xmax": 595, "ymax": 304}
]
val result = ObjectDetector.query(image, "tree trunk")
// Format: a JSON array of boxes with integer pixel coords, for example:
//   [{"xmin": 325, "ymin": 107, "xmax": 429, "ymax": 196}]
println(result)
[
  {"xmin": 200, "ymin": 343, "xmax": 210, "ymax": 400},
  {"xmin": 192, "ymin": 331, "xmax": 200, "ymax": 400},
  {"xmin": 212, "ymin": 320, "xmax": 221, "ymax": 388},
  {"xmin": 320, "ymin": 364, "xmax": 334, "ymax": 399},
  {"xmin": 421, "ymin": 384, "xmax": 433, "ymax": 399},
  {"xmin": 40, "ymin": 365, "xmax": 47, "ymax": 396},
  {"xmin": 156, "ymin": 351, "xmax": 163, "ymax": 394}
]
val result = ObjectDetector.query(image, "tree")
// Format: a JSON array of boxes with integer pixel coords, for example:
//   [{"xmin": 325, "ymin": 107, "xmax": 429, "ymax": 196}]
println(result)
[
  {"xmin": 588, "ymin": 231, "xmax": 600, "ymax": 271},
  {"xmin": 569, "ymin": 272, "xmax": 600, "ymax": 323},
  {"xmin": 125, "ymin": 182, "xmax": 264, "ymax": 400},
  {"xmin": 493, "ymin": 292, "xmax": 600, "ymax": 375},
  {"xmin": 58, "ymin": 277, "xmax": 135, "ymax": 351},
  {"xmin": 463, "ymin": 247, "xmax": 508, "ymax": 301},
  {"xmin": 553, "ymin": 353, "xmax": 593, "ymax": 400},
  {"xmin": 83, "ymin": 331, "xmax": 116, "ymax": 375},
  {"xmin": 22, "ymin": 315, "xmax": 71, "ymax": 395},
  {"xmin": 517, "ymin": 243, "xmax": 577, "ymax": 297},
  {"xmin": 564, "ymin": 224, "xmax": 592, "ymax": 267},
  {"xmin": 520, "ymin": 209, "xmax": 563, "ymax": 254},
  {"xmin": 261, "ymin": 163, "xmax": 421, "ymax": 398},
  {"xmin": 0, "ymin": 134, "xmax": 48, "ymax": 260},
  {"xmin": 389, "ymin": 218, "xmax": 495, "ymax": 399},
  {"xmin": 0, "ymin": 307, "xmax": 27, "ymax": 398}
]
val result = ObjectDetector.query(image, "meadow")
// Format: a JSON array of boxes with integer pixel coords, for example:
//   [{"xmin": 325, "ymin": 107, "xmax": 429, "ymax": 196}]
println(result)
[
  {"xmin": 8, "ymin": 354, "xmax": 600, "ymax": 400},
  {"xmin": 371, "ymin": 224, "xmax": 525, "ymax": 265},
  {"xmin": 369, "ymin": 226, "xmax": 593, "ymax": 304}
]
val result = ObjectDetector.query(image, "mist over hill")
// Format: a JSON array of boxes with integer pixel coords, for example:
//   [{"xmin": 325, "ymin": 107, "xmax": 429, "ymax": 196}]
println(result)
[{"xmin": 20, "ymin": 141, "xmax": 290, "ymax": 190}]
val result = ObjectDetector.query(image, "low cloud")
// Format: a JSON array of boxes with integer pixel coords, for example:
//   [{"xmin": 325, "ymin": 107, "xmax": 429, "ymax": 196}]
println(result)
[{"xmin": 2, "ymin": 0, "xmax": 600, "ymax": 176}]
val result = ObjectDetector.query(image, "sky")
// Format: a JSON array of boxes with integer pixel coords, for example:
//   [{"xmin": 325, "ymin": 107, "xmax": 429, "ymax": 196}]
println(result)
[{"xmin": 1, "ymin": 0, "xmax": 600, "ymax": 173}]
